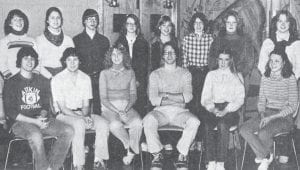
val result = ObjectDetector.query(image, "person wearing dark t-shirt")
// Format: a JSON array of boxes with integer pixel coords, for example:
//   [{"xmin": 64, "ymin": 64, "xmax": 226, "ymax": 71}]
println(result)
[
  {"xmin": 73, "ymin": 9, "xmax": 110, "ymax": 115},
  {"xmin": 3, "ymin": 47, "xmax": 74, "ymax": 170}
]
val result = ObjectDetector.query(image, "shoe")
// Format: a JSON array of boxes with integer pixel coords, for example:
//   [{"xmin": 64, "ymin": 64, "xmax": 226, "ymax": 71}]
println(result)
[
  {"xmin": 151, "ymin": 152, "xmax": 163, "ymax": 168},
  {"xmin": 164, "ymin": 144, "xmax": 173, "ymax": 151},
  {"xmin": 258, "ymin": 154, "xmax": 273, "ymax": 170},
  {"xmin": 141, "ymin": 142, "xmax": 148, "ymax": 152},
  {"xmin": 255, "ymin": 157, "xmax": 263, "ymax": 163},
  {"xmin": 216, "ymin": 162, "xmax": 225, "ymax": 170},
  {"xmin": 196, "ymin": 141, "xmax": 202, "ymax": 152},
  {"xmin": 207, "ymin": 161, "xmax": 216, "ymax": 170},
  {"xmin": 93, "ymin": 160, "xmax": 107, "ymax": 170},
  {"xmin": 175, "ymin": 154, "xmax": 188, "ymax": 169},
  {"xmin": 189, "ymin": 141, "xmax": 196, "ymax": 151},
  {"xmin": 123, "ymin": 151, "xmax": 135, "ymax": 165},
  {"xmin": 74, "ymin": 165, "xmax": 84, "ymax": 170},
  {"xmin": 278, "ymin": 156, "xmax": 289, "ymax": 164}
]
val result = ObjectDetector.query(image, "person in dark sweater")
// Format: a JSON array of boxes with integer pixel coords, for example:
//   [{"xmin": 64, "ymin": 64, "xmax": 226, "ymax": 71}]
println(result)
[
  {"xmin": 3, "ymin": 47, "xmax": 74, "ymax": 170},
  {"xmin": 73, "ymin": 9, "xmax": 110, "ymax": 115},
  {"xmin": 115, "ymin": 14, "xmax": 149, "ymax": 117}
]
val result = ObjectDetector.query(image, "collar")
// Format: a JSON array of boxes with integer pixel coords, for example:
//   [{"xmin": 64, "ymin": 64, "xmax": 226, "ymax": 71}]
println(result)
[
  {"xmin": 276, "ymin": 31, "xmax": 290, "ymax": 42},
  {"xmin": 270, "ymin": 72, "xmax": 283, "ymax": 80},
  {"xmin": 85, "ymin": 28, "xmax": 96, "ymax": 39}
]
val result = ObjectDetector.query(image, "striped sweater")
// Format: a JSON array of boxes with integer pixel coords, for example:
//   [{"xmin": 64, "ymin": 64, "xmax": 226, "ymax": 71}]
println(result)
[{"xmin": 258, "ymin": 75, "xmax": 298, "ymax": 117}]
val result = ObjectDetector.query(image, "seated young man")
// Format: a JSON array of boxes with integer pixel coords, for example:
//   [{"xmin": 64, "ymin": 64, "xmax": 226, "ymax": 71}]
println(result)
[
  {"xmin": 3, "ymin": 47, "xmax": 74, "ymax": 170},
  {"xmin": 143, "ymin": 42, "xmax": 200, "ymax": 169},
  {"xmin": 51, "ymin": 47, "xmax": 109, "ymax": 170}
]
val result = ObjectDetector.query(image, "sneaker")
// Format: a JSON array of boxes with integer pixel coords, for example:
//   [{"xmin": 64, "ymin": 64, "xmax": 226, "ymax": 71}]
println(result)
[
  {"xmin": 151, "ymin": 152, "xmax": 163, "ymax": 168},
  {"xmin": 189, "ymin": 141, "xmax": 196, "ymax": 151},
  {"xmin": 207, "ymin": 161, "xmax": 216, "ymax": 170},
  {"xmin": 196, "ymin": 141, "xmax": 202, "ymax": 152},
  {"xmin": 123, "ymin": 151, "xmax": 135, "ymax": 165},
  {"xmin": 74, "ymin": 165, "xmax": 84, "ymax": 170},
  {"xmin": 164, "ymin": 144, "xmax": 173, "ymax": 151},
  {"xmin": 175, "ymin": 154, "xmax": 188, "ymax": 169},
  {"xmin": 278, "ymin": 156, "xmax": 289, "ymax": 164},
  {"xmin": 93, "ymin": 160, "xmax": 107, "ymax": 170},
  {"xmin": 216, "ymin": 162, "xmax": 225, "ymax": 170},
  {"xmin": 258, "ymin": 154, "xmax": 273, "ymax": 170},
  {"xmin": 255, "ymin": 157, "xmax": 263, "ymax": 163}
]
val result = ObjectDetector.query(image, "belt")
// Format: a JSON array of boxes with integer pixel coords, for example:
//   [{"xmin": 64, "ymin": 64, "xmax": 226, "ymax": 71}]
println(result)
[
  {"xmin": 188, "ymin": 66, "xmax": 208, "ymax": 71},
  {"xmin": 72, "ymin": 108, "xmax": 82, "ymax": 111}
]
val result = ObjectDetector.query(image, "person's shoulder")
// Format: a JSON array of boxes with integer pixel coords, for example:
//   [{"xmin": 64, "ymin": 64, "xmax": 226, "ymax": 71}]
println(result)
[
  {"xmin": 73, "ymin": 31, "xmax": 85, "ymax": 41},
  {"xmin": 176, "ymin": 67, "xmax": 191, "ymax": 75},
  {"xmin": 78, "ymin": 70, "xmax": 90, "ymax": 79},
  {"xmin": 262, "ymin": 38, "xmax": 274, "ymax": 46},
  {"xmin": 63, "ymin": 34, "xmax": 73, "ymax": 42},
  {"xmin": 97, "ymin": 33, "xmax": 109, "ymax": 42}
]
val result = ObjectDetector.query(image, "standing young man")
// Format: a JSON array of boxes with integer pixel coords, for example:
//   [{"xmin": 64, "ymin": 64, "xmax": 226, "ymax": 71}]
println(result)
[
  {"xmin": 143, "ymin": 42, "xmax": 200, "ymax": 169},
  {"xmin": 3, "ymin": 47, "xmax": 74, "ymax": 170},
  {"xmin": 73, "ymin": 9, "xmax": 110, "ymax": 115}
]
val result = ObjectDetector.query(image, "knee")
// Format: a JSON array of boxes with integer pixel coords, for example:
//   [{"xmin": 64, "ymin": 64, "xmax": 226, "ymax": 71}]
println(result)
[
  {"xmin": 186, "ymin": 117, "xmax": 200, "ymax": 128},
  {"xmin": 258, "ymin": 130, "xmax": 269, "ymax": 140},
  {"xmin": 239, "ymin": 124, "xmax": 251, "ymax": 137},
  {"xmin": 28, "ymin": 132, "xmax": 43, "ymax": 146},
  {"xmin": 143, "ymin": 114, "xmax": 157, "ymax": 128},
  {"xmin": 109, "ymin": 121, "xmax": 123, "ymax": 131},
  {"xmin": 73, "ymin": 119, "xmax": 85, "ymax": 134},
  {"xmin": 63, "ymin": 124, "xmax": 75, "ymax": 138},
  {"xmin": 95, "ymin": 118, "xmax": 109, "ymax": 132},
  {"xmin": 129, "ymin": 118, "xmax": 143, "ymax": 129}
]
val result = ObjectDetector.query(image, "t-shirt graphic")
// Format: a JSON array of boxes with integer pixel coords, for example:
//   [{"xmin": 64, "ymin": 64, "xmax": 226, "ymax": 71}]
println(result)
[{"xmin": 21, "ymin": 86, "xmax": 41, "ymax": 110}]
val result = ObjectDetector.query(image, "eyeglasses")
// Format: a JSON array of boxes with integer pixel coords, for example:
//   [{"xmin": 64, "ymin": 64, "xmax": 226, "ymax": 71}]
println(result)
[
  {"xmin": 126, "ymin": 23, "xmax": 136, "ymax": 27},
  {"xmin": 163, "ymin": 51, "xmax": 176, "ymax": 55},
  {"xmin": 226, "ymin": 21, "xmax": 237, "ymax": 25},
  {"xmin": 86, "ymin": 17, "xmax": 97, "ymax": 22}
]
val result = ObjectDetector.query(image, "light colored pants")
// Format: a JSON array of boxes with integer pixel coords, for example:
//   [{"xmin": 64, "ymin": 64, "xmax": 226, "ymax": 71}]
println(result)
[
  {"xmin": 102, "ymin": 100, "xmax": 143, "ymax": 154},
  {"xmin": 56, "ymin": 114, "xmax": 109, "ymax": 166},
  {"xmin": 143, "ymin": 109, "xmax": 200, "ymax": 155}
]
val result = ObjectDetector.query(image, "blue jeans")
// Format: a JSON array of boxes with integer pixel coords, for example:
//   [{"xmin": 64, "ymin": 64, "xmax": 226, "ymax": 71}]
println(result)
[{"xmin": 12, "ymin": 118, "xmax": 74, "ymax": 170}]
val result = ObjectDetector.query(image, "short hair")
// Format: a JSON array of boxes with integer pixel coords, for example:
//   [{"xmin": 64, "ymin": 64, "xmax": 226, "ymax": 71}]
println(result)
[
  {"xmin": 16, "ymin": 47, "xmax": 39, "ymax": 68},
  {"xmin": 120, "ymin": 14, "xmax": 142, "ymax": 36},
  {"xmin": 45, "ymin": 7, "xmax": 63, "ymax": 30},
  {"xmin": 82, "ymin": 8, "xmax": 99, "ymax": 27},
  {"xmin": 188, "ymin": 12, "xmax": 208, "ymax": 33},
  {"xmin": 264, "ymin": 49, "xmax": 293, "ymax": 78},
  {"xmin": 161, "ymin": 41, "xmax": 180, "ymax": 66},
  {"xmin": 215, "ymin": 47, "xmax": 237, "ymax": 73},
  {"xmin": 104, "ymin": 43, "xmax": 131, "ymax": 70},
  {"xmin": 219, "ymin": 10, "xmax": 244, "ymax": 37},
  {"xmin": 269, "ymin": 10, "xmax": 298, "ymax": 44},
  {"xmin": 154, "ymin": 15, "xmax": 176, "ymax": 37},
  {"xmin": 60, "ymin": 47, "xmax": 81, "ymax": 68},
  {"xmin": 4, "ymin": 9, "xmax": 29, "ymax": 35}
]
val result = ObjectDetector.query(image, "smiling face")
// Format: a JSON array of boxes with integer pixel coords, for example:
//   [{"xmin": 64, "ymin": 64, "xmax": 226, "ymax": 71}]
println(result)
[
  {"xmin": 111, "ymin": 49, "xmax": 123, "ymax": 66},
  {"xmin": 225, "ymin": 15, "xmax": 237, "ymax": 34},
  {"xmin": 10, "ymin": 15, "xmax": 24, "ymax": 32},
  {"xmin": 159, "ymin": 21, "xmax": 172, "ymax": 36},
  {"xmin": 269, "ymin": 54, "xmax": 284, "ymax": 73},
  {"xmin": 163, "ymin": 45, "xmax": 176, "ymax": 65},
  {"xmin": 84, "ymin": 16, "xmax": 97, "ymax": 31},
  {"xmin": 47, "ymin": 11, "xmax": 62, "ymax": 29},
  {"xmin": 218, "ymin": 53, "xmax": 231, "ymax": 70},
  {"xmin": 21, "ymin": 56, "xmax": 36, "ymax": 72},
  {"xmin": 126, "ymin": 17, "xmax": 137, "ymax": 34},
  {"xmin": 194, "ymin": 18, "xmax": 204, "ymax": 33},
  {"xmin": 65, "ymin": 56, "xmax": 80, "ymax": 72},
  {"xmin": 276, "ymin": 14, "xmax": 290, "ymax": 34}
]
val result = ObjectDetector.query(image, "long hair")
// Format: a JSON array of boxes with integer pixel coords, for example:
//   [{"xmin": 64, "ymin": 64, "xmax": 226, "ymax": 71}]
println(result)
[
  {"xmin": 188, "ymin": 12, "xmax": 208, "ymax": 33},
  {"xmin": 45, "ymin": 7, "xmax": 63, "ymax": 30},
  {"xmin": 161, "ymin": 41, "xmax": 179, "ymax": 66},
  {"xmin": 264, "ymin": 49, "xmax": 293, "ymax": 78},
  {"xmin": 218, "ymin": 10, "xmax": 244, "ymax": 37},
  {"xmin": 4, "ymin": 9, "xmax": 29, "ymax": 35},
  {"xmin": 215, "ymin": 47, "xmax": 237, "ymax": 74},
  {"xmin": 269, "ymin": 10, "xmax": 298, "ymax": 44},
  {"xmin": 119, "ymin": 14, "xmax": 142, "ymax": 37},
  {"xmin": 154, "ymin": 15, "xmax": 176, "ymax": 38},
  {"xmin": 104, "ymin": 44, "xmax": 131, "ymax": 69}
]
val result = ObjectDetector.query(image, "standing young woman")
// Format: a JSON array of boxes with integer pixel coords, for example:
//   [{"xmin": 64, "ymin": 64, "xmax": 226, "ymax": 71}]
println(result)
[
  {"xmin": 202, "ymin": 48, "xmax": 245, "ymax": 170},
  {"xmin": 99, "ymin": 44, "xmax": 143, "ymax": 165},
  {"xmin": 240, "ymin": 49, "xmax": 298, "ymax": 170},
  {"xmin": 0, "ymin": 9, "xmax": 37, "ymax": 79},
  {"xmin": 36, "ymin": 7, "xmax": 74, "ymax": 79},
  {"xmin": 115, "ymin": 14, "xmax": 149, "ymax": 117}
]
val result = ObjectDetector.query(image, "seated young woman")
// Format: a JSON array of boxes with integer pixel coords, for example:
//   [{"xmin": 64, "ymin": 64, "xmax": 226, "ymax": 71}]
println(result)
[
  {"xmin": 240, "ymin": 48, "xmax": 298, "ymax": 170},
  {"xmin": 201, "ymin": 48, "xmax": 245, "ymax": 170},
  {"xmin": 99, "ymin": 44, "xmax": 143, "ymax": 165}
]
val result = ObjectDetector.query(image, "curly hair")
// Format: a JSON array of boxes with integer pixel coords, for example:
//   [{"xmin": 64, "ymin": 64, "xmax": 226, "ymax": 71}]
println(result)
[
  {"xmin": 45, "ymin": 7, "xmax": 63, "ymax": 30},
  {"xmin": 218, "ymin": 10, "xmax": 244, "ymax": 37},
  {"xmin": 154, "ymin": 15, "xmax": 176, "ymax": 37},
  {"xmin": 16, "ymin": 47, "xmax": 39, "ymax": 68},
  {"xmin": 119, "ymin": 14, "xmax": 142, "ymax": 36},
  {"xmin": 188, "ymin": 12, "xmax": 209, "ymax": 33},
  {"xmin": 269, "ymin": 10, "xmax": 298, "ymax": 45},
  {"xmin": 4, "ymin": 9, "xmax": 29, "ymax": 35},
  {"xmin": 60, "ymin": 47, "xmax": 82, "ymax": 68},
  {"xmin": 104, "ymin": 44, "xmax": 131, "ymax": 69},
  {"xmin": 264, "ymin": 49, "xmax": 293, "ymax": 78}
]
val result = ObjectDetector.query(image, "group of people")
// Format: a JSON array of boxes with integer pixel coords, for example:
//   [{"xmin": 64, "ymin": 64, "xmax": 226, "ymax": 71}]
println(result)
[{"xmin": 0, "ymin": 5, "xmax": 299, "ymax": 170}]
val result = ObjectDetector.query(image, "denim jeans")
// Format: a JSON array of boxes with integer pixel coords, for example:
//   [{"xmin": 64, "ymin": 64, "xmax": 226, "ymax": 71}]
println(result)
[
  {"xmin": 12, "ymin": 118, "xmax": 74, "ymax": 170},
  {"xmin": 240, "ymin": 108, "xmax": 293, "ymax": 159},
  {"xmin": 205, "ymin": 111, "xmax": 239, "ymax": 162}
]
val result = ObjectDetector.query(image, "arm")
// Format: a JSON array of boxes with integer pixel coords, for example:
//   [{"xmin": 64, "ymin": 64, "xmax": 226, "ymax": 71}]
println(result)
[
  {"xmin": 0, "ymin": 76, "xmax": 5, "ymax": 125},
  {"xmin": 182, "ymin": 37, "xmax": 188, "ymax": 68},
  {"xmin": 225, "ymin": 74, "xmax": 245, "ymax": 112},
  {"xmin": 0, "ymin": 39, "xmax": 12, "ymax": 78},
  {"xmin": 258, "ymin": 39, "xmax": 274, "ymax": 75},
  {"xmin": 124, "ymin": 70, "xmax": 137, "ymax": 112},
  {"xmin": 148, "ymin": 72, "xmax": 163, "ymax": 106},
  {"xmin": 257, "ymin": 76, "xmax": 267, "ymax": 117},
  {"xmin": 201, "ymin": 72, "xmax": 215, "ymax": 112},
  {"xmin": 208, "ymin": 38, "xmax": 219, "ymax": 70},
  {"xmin": 291, "ymin": 41, "xmax": 300, "ymax": 80}
]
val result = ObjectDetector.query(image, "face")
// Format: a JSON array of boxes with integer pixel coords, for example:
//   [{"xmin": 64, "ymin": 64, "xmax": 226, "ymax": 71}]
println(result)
[
  {"xmin": 10, "ymin": 15, "xmax": 24, "ymax": 32},
  {"xmin": 159, "ymin": 21, "xmax": 172, "ymax": 36},
  {"xmin": 47, "ymin": 11, "xmax": 62, "ymax": 29},
  {"xmin": 111, "ymin": 49, "xmax": 123, "ymax": 65},
  {"xmin": 218, "ymin": 53, "xmax": 231, "ymax": 70},
  {"xmin": 65, "ymin": 56, "xmax": 80, "ymax": 72},
  {"xmin": 126, "ymin": 17, "xmax": 137, "ymax": 34},
  {"xmin": 21, "ymin": 56, "xmax": 35, "ymax": 72},
  {"xmin": 225, "ymin": 15, "xmax": 237, "ymax": 34},
  {"xmin": 163, "ymin": 45, "xmax": 176, "ymax": 65},
  {"xmin": 269, "ymin": 54, "xmax": 283, "ymax": 73},
  {"xmin": 194, "ymin": 18, "xmax": 204, "ymax": 33},
  {"xmin": 84, "ymin": 16, "xmax": 97, "ymax": 31},
  {"xmin": 276, "ymin": 14, "xmax": 290, "ymax": 33}
]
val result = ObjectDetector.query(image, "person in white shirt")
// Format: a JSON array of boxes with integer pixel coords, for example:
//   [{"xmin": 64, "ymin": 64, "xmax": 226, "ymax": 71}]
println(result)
[
  {"xmin": 51, "ymin": 48, "xmax": 109, "ymax": 170},
  {"xmin": 201, "ymin": 48, "xmax": 245, "ymax": 170}
]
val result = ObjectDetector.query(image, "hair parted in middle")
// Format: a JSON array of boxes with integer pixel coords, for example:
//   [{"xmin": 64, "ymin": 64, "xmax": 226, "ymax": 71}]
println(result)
[
  {"xmin": 218, "ymin": 10, "xmax": 244, "ymax": 37},
  {"xmin": 45, "ymin": 7, "xmax": 63, "ymax": 30},
  {"xmin": 104, "ymin": 43, "xmax": 132, "ymax": 70},
  {"xmin": 120, "ymin": 14, "xmax": 142, "ymax": 37},
  {"xmin": 188, "ymin": 12, "xmax": 209, "ymax": 33}
]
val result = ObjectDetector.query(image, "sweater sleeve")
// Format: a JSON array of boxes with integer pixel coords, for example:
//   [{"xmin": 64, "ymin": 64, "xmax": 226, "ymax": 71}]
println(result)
[
  {"xmin": 0, "ymin": 39, "xmax": 10, "ymax": 76},
  {"xmin": 148, "ymin": 71, "xmax": 163, "ymax": 106},
  {"xmin": 258, "ymin": 39, "xmax": 274, "ymax": 75},
  {"xmin": 291, "ymin": 41, "xmax": 300, "ymax": 80},
  {"xmin": 208, "ymin": 38, "xmax": 219, "ymax": 70},
  {"xmin": 99, "ymin": 70, "xmax": 108, "ymax": 102},
  {"xmin": 257, "ymin": 76, "xmax": 267, "ymax": 113},
  {"xmin": 3, "ymin": 80, "xmax": 19, "ymax": 120},
  {"xmin": 225, "ymin": 73, "xmax": 245, "ymax": 112},
  {"xmin": 182, "ymin": 70, "xmax": 193, "ymax": 103},
  {"xmin": 279, "ymin": 76, "xmax": 298, "ymax": 117},
  {"xmin": 201, "ymin": 72, "xmax": 215, "ymax": 111}
]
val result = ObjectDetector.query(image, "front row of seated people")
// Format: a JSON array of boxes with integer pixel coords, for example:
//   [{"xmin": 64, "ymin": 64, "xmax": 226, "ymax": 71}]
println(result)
[{"xmin": 2, "ymin": 42, "xmax": 298, "ymax": 170}]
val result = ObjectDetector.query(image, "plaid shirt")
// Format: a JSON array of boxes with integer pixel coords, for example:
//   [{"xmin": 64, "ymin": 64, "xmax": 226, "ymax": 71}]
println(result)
[{"xmin": 182, "ymin": 33, "xmax": 213, "ymax": 68}]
